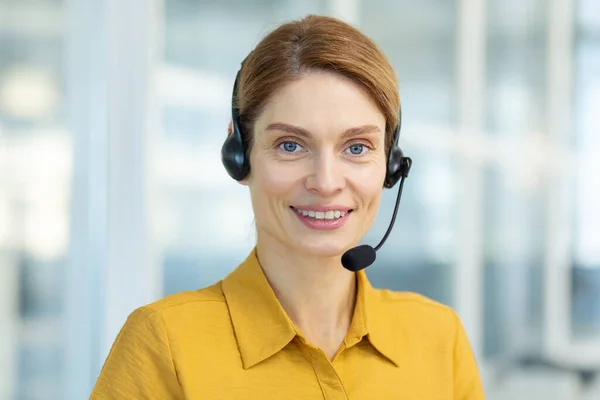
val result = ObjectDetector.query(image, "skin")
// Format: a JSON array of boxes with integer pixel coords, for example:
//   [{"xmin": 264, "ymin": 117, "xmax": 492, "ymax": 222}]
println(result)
[{"xmin": 228, "ymin": 70, "xmax": 388, "ymax": 360}]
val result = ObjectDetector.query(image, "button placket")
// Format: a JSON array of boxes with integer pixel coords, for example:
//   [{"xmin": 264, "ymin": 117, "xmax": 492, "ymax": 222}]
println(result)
[{"xmin": 302, "ymin": 342, "xmax": 349, "ymax": 400}]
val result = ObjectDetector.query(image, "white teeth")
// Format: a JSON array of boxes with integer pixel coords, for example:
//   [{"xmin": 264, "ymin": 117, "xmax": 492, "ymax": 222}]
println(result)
[{"xmin": 294, "ymin": 208, "xmax": 349, "ymax": 220}]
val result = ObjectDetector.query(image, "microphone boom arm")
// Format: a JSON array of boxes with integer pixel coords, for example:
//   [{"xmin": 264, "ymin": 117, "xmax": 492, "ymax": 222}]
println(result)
[{"xmin": 374, "ymin": 174, "xmax": 406, "ymax": 251}]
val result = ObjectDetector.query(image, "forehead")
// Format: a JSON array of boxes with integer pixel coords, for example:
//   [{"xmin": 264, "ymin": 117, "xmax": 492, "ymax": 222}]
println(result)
[{"xmin": 255, "ymin": 71, "xmax": 386, "ymax": 137}]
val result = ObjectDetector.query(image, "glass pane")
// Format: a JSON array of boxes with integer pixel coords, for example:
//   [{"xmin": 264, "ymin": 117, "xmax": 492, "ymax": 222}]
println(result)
[
  {"xmin": 360, "ymin": 0, "xmax": 458, "ymax": 127},
  {"xmin": 482, "ymin": 0, "xmax": 549, "ymax": 361},
  {"xmin": 165, "ymin": 0, "xmax": 327, "ymax": 73},
  {"xmin": 570, "ymin": 0, "xmax": 600, "ymax": 342},
  {"xmin": 0, "ymin": 1, "xmax": 69, "ymax": 399},
  {"xmin": 485, "ymin": 0, "xmax": 548, "ymax": 136},
  {"xmin": 482, "ymin": 166, "xmax": 547, "ymax": 359}
]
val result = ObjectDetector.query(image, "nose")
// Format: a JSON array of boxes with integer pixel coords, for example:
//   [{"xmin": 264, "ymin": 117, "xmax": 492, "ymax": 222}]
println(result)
[{"xmin": 305, "ymin": 152, "xmax": 345, "ymax": 196}]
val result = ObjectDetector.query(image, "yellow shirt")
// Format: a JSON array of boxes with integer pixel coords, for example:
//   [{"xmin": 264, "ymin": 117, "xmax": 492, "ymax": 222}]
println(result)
[{"xmin": 91, "ymin": 249, "xmax": 485, "ymax": 399}]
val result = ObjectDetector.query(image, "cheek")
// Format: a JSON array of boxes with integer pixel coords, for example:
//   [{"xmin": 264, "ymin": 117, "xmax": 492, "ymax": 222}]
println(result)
[
  {"xmin": 250, "ymin": 160, "xmax": 301, "ymax": 199},
  {"xmin": 361, "ymin": 179, "xmax": 385, "ymax": 206},
  {"xmin": 348, "ymin": 166, "xmax": 386, "ymax": 218},
  {"xmin": 351, "ymin": 163, "xmax": 387, "ymax": 196}
]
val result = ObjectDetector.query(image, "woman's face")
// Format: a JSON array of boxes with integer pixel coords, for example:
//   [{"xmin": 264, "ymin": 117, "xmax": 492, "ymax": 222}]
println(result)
[{"xmin": 244, "ymin": 71, "xmax": 387, "ymax": 258}]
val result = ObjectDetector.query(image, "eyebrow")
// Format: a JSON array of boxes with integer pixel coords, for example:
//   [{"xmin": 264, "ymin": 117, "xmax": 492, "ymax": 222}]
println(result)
[{"xmin": 265, "ymin": 122, "xmax": 381, "ymax": 140}]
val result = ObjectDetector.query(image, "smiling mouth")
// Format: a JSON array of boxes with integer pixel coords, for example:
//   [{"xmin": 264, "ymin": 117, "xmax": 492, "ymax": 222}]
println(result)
[{"xmin": 290, "ymin": 206, "xmax": 353, "ymax": 220}]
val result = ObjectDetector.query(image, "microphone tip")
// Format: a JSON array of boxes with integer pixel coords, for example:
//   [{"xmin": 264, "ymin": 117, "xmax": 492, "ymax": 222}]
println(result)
[{"xmin": 341, "ymin": 244, "xmax": 377, "ymax": 272}]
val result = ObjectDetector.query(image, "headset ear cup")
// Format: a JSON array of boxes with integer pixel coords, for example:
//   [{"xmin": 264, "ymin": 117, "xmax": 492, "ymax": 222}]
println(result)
[
  {"xmin": 222, "ymin": 65, "xmax": 251, "ymax": 181},
  {"xmin": 384, "ymin": 146, "xmax": 405, "ymax": 188},
  {"xmin": 221, "ymin": 127, "xmax": 250, "ymax": 181}
]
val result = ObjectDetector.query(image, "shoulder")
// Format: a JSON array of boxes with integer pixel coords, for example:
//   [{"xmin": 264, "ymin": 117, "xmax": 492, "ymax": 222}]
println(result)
[
  {"xmin": 378, "ymin": 288, "xmax": 455, "ymax": 316},
  {"xmin": 146, "ymin": 281, "xmax": 225, "ymax": 311},
  {"xmin": 91, "ymin": 286, "xmax": 218, "ymax": 398},
  {"xmin": 120, "ymin": 281, "xmax": 237, "ymax": 348},
  {"xmin": 104, "ymin": 282, "xmax": 229, "ymax": 359},
  {"xmin": 375, "ymin": 288, "xmax": 460, "ymax": 337},
  {"xmin": 119, "ymin": 282, "xmax": 228, "ymax": 337},
  {"xmin": 132, "ymin": 281, "xmax": 228, "ymax": 324}
]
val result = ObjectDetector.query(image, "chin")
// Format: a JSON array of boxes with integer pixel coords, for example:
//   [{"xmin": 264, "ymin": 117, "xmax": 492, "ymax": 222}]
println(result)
[{"xmin": 293, "ymin": 236, "xmax": 355, "ymax": 259}]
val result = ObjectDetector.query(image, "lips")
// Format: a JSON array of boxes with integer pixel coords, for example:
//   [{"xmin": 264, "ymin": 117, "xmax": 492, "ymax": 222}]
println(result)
[
  {"xmin": 290, "ymin": 206, "xmax": 352, "ymax": 230},
  {"xmin": 292, "ymin": 207, "xmax": 349, "ymax": 220}
]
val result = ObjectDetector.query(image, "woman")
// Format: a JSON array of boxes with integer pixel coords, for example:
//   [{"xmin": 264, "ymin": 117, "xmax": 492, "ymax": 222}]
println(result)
[{"xmin": 91, "ymin": 15, "xmax": 485, "ymax": 399}]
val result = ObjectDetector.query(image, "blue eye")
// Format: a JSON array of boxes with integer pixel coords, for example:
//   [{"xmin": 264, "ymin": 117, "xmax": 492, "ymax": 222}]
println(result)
[
  {"xmin": 347, "ymin": 144, "xmax": 365, "ymax": 155},
  {"xmin": 280, "ymin": 141, "xmax": 300, "ymax": 153}
]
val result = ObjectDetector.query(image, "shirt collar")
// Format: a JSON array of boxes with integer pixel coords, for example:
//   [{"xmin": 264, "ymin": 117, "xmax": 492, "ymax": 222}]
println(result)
[
  {"xmin": 222, "ymin": 248, "xmax": 297, "ymax": 369},
  {"xmin": 356, "ymin": 269, "xmax": 403, "ymax": 367},
  {"xmin": 222, "ymin": 248, "xmax": 402, "ymax": 369}
]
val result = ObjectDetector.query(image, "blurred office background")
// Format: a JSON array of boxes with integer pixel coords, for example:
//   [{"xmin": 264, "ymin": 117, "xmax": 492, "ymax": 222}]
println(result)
[{"xmin": 0, "ymin": 0, "xmax": 599, "ymax": 398}]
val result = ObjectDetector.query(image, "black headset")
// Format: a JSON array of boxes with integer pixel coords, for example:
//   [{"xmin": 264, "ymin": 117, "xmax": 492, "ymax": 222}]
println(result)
[{"xmin": 221, "ymin": 65, "xmax": 412, "ymax": 188}]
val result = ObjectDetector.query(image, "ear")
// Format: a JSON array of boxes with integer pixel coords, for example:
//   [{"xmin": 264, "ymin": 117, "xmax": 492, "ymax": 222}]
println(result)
[
  {"xmin": 238, "ymin": 153, "xmax": 250, "ymax": 186},
  {"xmin": 238, "ymin": 178, "xmax": 249, "ymax": 186}
]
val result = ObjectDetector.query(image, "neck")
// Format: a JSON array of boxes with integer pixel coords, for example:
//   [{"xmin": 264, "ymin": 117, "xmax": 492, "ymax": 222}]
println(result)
[{"xmin": 255, "ymin": 234, "xmax": 357, "ymax": 354}]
